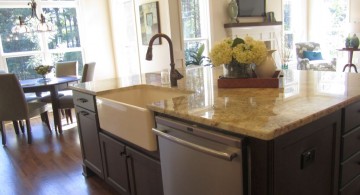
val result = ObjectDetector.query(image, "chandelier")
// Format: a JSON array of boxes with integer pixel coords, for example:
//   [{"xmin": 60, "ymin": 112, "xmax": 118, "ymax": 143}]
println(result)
[{"xmin": 12, "ymin": 0, "xmax": 54, "ymax": 33}]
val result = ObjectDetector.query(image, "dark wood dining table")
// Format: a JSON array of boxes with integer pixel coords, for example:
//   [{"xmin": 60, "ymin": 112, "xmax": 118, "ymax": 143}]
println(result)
[{"xmin": 20, "ymin": 76, "xmax": 79, "ymax": 134}]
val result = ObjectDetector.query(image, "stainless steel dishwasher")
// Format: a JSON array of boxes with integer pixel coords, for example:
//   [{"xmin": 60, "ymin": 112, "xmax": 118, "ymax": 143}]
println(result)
[{"xmin": 153, "ymin": 116, "xmax": 244, "ymax": 195}]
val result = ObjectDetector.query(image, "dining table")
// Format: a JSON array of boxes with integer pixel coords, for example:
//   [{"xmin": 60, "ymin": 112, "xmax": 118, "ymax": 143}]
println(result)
[{"xmin": 20, "ymin": 76, "xmax": 80, "ymax": 134}]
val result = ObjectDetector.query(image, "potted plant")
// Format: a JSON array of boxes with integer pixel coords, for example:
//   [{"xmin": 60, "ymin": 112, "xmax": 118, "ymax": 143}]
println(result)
[{"xmin": 185, "ymin": 44, "xmax": 211, "ymax": 67}]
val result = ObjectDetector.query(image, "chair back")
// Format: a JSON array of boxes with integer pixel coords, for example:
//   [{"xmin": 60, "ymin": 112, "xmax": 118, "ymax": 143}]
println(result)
[
  {"xmin": 81, "ymin": 62, "xmax": 96, "ymax": 83},
  {"xmin": 55, "ymin": 61, "xmax": 78, "ymax": 77},
  {"xmin": 0, "ymin": 74, "xmax": 28, "ymax": 121}
]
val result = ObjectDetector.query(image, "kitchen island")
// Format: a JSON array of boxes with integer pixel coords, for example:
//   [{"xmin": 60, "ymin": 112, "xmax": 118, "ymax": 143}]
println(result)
[{"xmin": 71, "ymin": 66, "xmax": 360, "ymax": 195}]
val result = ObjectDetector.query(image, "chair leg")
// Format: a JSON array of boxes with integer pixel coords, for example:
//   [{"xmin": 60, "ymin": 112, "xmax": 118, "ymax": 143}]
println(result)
[
  {"xmin": 65, "ymin": 109, "xmax": 73, "ymax": 124},
  {"xmin": 61, "ymin": 109, "xmax": 65, "ymax": 118},
  {"xmin": 41, "ymin": 112, "xmax": 52, "ymax": 133},
  {"xmin": 19, "ymin": 120, "xmax": 25, "ymax": 134},
  {"xmin": 25, "ymin": 119, "xmax": 32, "ymax": 144},
  {"xmin": 0, "ymin": 121, "xmax": 6, "ymax": 146},
  {"xmin": 12, "ymin": 121, "xmax": 20, "ymax": 135},
  {"xmin": 68, "ymin": 109, "xmax": 73, "ymax": 123}
]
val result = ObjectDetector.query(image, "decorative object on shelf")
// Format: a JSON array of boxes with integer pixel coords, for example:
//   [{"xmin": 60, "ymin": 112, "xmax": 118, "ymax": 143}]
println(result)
[
  {"xmin": 228, "ymin": 0, "xmax": 239, "ymax": 23},
  {"xmin": 209, "ymin": 36, "xmax": 267, "ymax": 79},
  {"xmin": 265, "ymin": 12, "xmax": 276, "ymax": 22},
  {"xmin": 347, "ymin": 21, "xmax": 360, "ymax": 49},
  {"xmin": 345, "ymin": 34, "xmax": 351, "ymax": 48},
  {"xmin": 350, "ymin": 34, "xmax": 359, "ymax": 49},
  {"xmin": 34, "ymin": 65, "xmax": 53, "ymax": 83},
  {"xmin": 255, "ymin": 50, "xmax": 277, "ymax": 78},
  {"xmin": 12, "ymin": 0, "xmax": 54, "ymax": 33},
  {"xmin": 139, "ymin": 1, "xmax": 161, "ymax": 45}
]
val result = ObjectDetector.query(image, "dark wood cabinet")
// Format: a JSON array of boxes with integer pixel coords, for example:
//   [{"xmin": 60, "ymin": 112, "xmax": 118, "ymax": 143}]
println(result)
[
  {"xmin": 247, "ymin": 110, "xmax": 341, "ymax": 195},
  {"xmin": 126, "ymin": 147, "xmax": 163, "ymax": 195},
  {"xmin": 74, "ymin": 91, "xmax": 104, "ymax": 178},
  {"xmin": 340, "ymin": 102, "xmax": 360, "ymax": 193},
  {"xmin": 99, "ymin": 132, "xmax": 163, "ymax": 195},
  {"xmin": 99, "ymin": 132, "xmax": 131, "ymax": 195}
]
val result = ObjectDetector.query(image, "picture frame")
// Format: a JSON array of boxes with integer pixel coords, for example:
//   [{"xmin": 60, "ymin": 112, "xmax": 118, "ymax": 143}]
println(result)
[{"xmin": 139, "ymin": 1, "xmax": 161, "ymax": 45}]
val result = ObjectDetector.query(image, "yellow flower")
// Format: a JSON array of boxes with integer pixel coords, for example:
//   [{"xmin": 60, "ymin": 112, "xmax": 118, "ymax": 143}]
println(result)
[
  {"xmin": 209, "ymin": 39, "xmax": 233, "ymax": 66},
  {"xmin": 209, "ymin": 36, "xmax": 267, "ymax": 66}
]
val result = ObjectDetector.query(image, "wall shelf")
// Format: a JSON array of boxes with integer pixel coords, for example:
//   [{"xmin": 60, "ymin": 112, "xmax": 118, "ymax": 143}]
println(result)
[{"xmin": 224, "ymin": 22, "xmax": 282, "ymax": 28}]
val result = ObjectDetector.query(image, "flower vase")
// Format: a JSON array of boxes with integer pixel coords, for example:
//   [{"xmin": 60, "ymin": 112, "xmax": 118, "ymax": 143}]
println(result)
[
  {"xmin": 255, "ymin": 50, "xmax": 277, "ymax": 78},
  {"xmin": 223, "ymin": 62, "xmax": 254, "ymax": 78}
]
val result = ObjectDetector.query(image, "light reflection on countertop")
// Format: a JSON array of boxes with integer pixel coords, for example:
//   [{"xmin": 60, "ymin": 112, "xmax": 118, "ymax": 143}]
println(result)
[{"xmin": 71, "ymin": 66, "xmax": 360, "ymax": 140}]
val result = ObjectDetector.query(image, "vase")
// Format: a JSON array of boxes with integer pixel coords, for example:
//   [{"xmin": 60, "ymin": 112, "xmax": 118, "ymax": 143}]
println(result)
[
  {"xmin": 228, "ymin": 0, "xmax": 238, "ymax": 23},
  {"xmin": 350, "ymin": 34, "xmax": 359, "ymax": 49},
  {"xmin": 223, "ymin": 62, "xmax": 254, "ymax": 78},
  {"xmin": 255, "ymin": 50, "xmax": 277, "ymax": 78},
  {"xmin": 38, "ymin": 74, "xmax": 51, "ymax": 83}
]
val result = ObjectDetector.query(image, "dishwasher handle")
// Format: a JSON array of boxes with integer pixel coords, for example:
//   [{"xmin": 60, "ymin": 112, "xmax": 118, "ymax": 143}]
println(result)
[{"xmin": 153, "ymin": 128, "xmax": 238, "ymax": 161}]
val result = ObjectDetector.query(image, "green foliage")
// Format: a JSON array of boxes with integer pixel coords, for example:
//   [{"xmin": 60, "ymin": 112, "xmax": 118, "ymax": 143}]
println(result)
[
  {"xmin": 231, "ymin": 37, "xmax": 245, "ymax": 47},
  {"xmin": 185, "ymin": 44, "xmax": 210, "ymax": 66}
]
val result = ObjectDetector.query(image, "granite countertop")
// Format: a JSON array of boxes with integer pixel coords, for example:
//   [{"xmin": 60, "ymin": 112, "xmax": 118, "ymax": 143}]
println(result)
[{"xmin": 70, "ymin": 66, "xmax": 360, "ymax": 140}]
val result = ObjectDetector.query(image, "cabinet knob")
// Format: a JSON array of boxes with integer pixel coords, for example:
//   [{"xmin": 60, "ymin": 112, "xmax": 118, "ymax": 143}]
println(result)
[{"xmin": 120, "ymin": 151, "xmax": 126, "ymax": 156}]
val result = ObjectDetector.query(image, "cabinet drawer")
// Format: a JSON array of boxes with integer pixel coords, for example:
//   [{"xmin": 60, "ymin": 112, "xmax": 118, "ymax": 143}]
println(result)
[
  {"xmin": 344, "ymin": 101, "xmax": 360, "ymax": 133},
  {"xmin": 342, "ymin": 126, "xmax": 360, "ymax": 160},
  {"xmin": 340, "ymin": 175, "xmax": 360, "ymax": 195},
  {"xmin": 341, "ymin": 151, "xmax": 360, "ymax": 187},
  {"xmin": 73, "ymin": 90, "xmax": 96, "ymax": 111}
]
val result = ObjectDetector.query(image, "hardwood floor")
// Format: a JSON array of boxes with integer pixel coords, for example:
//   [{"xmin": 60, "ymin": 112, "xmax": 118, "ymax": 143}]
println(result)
[{"xmin": 0, "ymin": 114, "xmax": 118, "ymax": 195}]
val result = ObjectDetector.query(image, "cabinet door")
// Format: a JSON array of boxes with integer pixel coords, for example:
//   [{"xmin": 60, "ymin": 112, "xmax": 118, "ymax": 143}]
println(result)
[
  {"xmin": 273, "ymin": 111, "xmax": 341, "ymax": 195},
  {"xmin": 126, "ymin": 147, "xmax": 163, "ymax": 195},
  {"xmin": 76, "ymin": 106, "xmax": 103, "ymax": 178},
  {"xmin": 99, "ymin": 133, "xmax": 131, "ymax": 195}
]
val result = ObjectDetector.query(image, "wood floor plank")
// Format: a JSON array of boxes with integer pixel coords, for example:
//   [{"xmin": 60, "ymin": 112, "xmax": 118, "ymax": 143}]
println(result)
[{"xmin": 0, "ymin": 115, "xmax": 118, "ymax": 195}]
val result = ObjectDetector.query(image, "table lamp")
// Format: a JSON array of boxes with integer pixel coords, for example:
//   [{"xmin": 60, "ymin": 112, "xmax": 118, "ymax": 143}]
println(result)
[{"xmin": 349, "ymin": 21, "xmax": 360, "ymax": 49}]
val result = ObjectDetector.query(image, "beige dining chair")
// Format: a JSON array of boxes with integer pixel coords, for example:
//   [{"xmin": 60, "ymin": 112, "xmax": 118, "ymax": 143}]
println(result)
[
  {"xmin": 39, "ymin": 61, "xmax": 78, "ymax": 102},
  {"xmin": 0, "ymin": 74, "xmax": 52, "ymax": 145},
  {"xmin": 59, "ymin": 62, "xmax": 96, "ymax": 124}
]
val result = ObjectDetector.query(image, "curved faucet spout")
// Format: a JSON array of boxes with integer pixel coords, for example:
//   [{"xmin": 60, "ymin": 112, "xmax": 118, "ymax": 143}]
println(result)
[{"xmin": 145, "ymin": 33, "xmax": 183, "ymax": 87}]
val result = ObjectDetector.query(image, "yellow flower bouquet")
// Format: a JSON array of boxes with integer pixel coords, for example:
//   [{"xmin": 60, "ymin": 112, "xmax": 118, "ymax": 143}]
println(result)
[{"xmin": 209, "ymin": 37, "xmax": 267, "ymax": 78}]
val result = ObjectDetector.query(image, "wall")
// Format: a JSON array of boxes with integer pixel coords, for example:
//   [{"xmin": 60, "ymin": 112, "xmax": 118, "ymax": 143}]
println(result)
[
  {"xmin": 349, "ymin": 0, "xmax": 360, "ymax": 22},
  {"xmin": 79, "ymin": 0, "xmax": 116, "ymax": 80}
]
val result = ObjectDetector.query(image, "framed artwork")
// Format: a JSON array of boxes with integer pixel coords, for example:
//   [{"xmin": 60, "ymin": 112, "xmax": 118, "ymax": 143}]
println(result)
[{"xmin": 139, "ymin": 1, "xmax": 161, "ymax": 45}]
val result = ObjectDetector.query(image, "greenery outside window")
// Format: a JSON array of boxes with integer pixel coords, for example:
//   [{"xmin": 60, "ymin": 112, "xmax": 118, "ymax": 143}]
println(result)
[
  {"xmin": 181, "ymin": 0, "xmax": 210, "ymax": 66},
  {"xmin": 0, "ymin": 0, "xmax": 83, "ymax": 80}
]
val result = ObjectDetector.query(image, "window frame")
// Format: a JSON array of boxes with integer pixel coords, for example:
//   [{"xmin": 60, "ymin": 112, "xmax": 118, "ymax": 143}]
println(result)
[{"xmin": 0, "ymin": 0, "xmax": 83, "ymax": 77}]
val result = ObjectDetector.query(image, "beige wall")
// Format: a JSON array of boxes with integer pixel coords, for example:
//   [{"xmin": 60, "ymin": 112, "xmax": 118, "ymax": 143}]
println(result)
[
  {"xmin": 79, "ymin": 0, "xmax": 116, "ymax": 80},
  {"xmin": 350, "ymin": 0, "xmax": 360, "ymax": 22}
]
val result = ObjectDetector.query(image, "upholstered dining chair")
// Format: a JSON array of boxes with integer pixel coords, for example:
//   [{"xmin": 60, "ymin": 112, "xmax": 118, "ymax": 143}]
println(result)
[
  {"xmin": 39, "ymin": 61, "xmax": 78, "ymax": 103},
  {"xmin": 0, "ymin": 74, "xmax": 52, "ymax": 145},
  {"xmin": 59, "ymin": 62, "xmax": 96, "ymax": 124}
]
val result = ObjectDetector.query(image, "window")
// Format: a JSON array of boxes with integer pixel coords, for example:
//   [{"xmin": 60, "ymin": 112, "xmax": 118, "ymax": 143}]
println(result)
[
  {"xmin": 181, "ymin": 0, "xmax": 210, "ymax": 66},
  {"xmin": 283, "ymin": 0, "xmax": 348, "ymax": 67},
  {"xmin": 0, "ymin": 0, "xmax": 83, "ymax": 80}
]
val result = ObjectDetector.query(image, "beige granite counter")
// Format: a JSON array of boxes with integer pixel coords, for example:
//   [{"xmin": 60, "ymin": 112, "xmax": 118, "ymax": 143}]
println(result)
[{"xmin": 70, "ymin": 66, "xmax": 360, "ymax": 140}]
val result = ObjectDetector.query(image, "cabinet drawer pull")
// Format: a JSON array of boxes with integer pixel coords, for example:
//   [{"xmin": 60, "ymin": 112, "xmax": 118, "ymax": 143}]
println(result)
[
  {"xmin": 80, "ymin": 111, "xmax": 89, "ymax": 116},
  {"xmin": 120, "ymin": 151, "xmax": 126, "ymax": 156},
  {"xmin": 77, "ymin": 98, "xmax": 88, "ymax": 103}
]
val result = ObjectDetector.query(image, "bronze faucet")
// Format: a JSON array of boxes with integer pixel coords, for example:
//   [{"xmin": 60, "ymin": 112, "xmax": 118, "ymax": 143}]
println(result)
[{"xmin": 146, "ymin": 33, "xmax": 183, "ymax": 87}]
